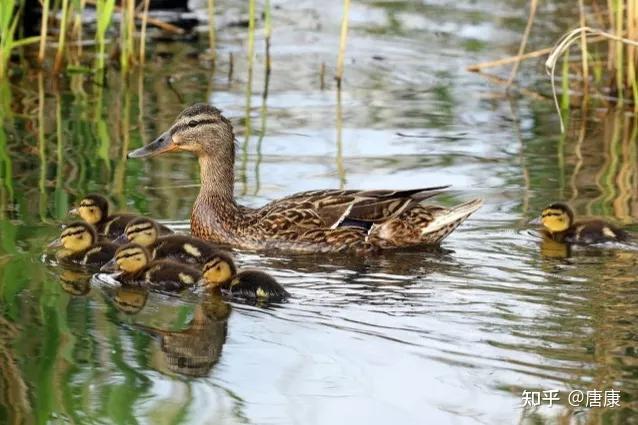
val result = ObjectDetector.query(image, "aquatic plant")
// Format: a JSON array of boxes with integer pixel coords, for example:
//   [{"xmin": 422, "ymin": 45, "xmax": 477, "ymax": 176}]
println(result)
[
  {"xmin": 469, "ymin": 0, "xmax": 638, "ymax": 126},
  {"xmin": 335, "ymin": 0, "xmax": 351, "ymax": 88}
]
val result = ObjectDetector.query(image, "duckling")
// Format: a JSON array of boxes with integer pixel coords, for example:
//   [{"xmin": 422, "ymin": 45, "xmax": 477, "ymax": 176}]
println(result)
[
  {"xmin": 120, "ymin": 217, "xmax": 221, "ymax": 266},
  {"xmin": 540, "ymin": 202, "xmax": 629, "ymax": 244},
  {"xmin": 70, "ymin": 194, "xmax": 173, "ymax": 241},
  {"xmin": 201, "ymin": 252, "xmax": 290, "ymax": 301},
  {"xmin": 101, "ymin": 243, "xmax": 201, "ymax": 292},
  {"xmin": 48, "ymin": 221, "xmax": 117, "ymax": 267}
]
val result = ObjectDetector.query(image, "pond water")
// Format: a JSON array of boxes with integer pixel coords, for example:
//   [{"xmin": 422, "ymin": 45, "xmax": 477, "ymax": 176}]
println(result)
[{"xmin": 1, "ymin": 0, "xmax": 638, "ymax": 424}]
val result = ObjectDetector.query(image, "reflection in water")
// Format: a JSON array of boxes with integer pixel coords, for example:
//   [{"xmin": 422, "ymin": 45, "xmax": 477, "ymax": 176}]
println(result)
[
  {"xmin": 141, "ymin": 294, "xmax": 230, "ymax": 377},
  {"xmin": 57, "ymin": 269, "xmax": 92, "ymax": 296}
]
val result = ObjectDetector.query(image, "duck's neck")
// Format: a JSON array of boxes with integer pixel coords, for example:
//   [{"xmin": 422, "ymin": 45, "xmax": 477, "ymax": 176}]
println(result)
[{"xmin": 192, "ymin": 147, "xmax": 243, "ymax": 241}]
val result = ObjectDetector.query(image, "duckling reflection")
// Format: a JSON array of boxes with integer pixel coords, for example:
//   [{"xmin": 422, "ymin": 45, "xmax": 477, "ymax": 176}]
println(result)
[
  {"xmin": 111, "ymin": 287, "xmax": 150, "ymax": 315},
  {"xmin": 137, "ymin": 294, "xmax": 231, "ymax": 377},
  {"xmin": 540, "ymin": 236, "xmax": 572, "ymax": 259},
  {"xmin": 58, "ymin": 270, "xmax": 92, "ymax": 296}
]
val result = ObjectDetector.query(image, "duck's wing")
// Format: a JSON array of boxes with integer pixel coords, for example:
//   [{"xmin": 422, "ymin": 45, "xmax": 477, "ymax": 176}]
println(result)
[{"xmin": 260, "ymin": 186, "xmax": 450, "ymax": 228}]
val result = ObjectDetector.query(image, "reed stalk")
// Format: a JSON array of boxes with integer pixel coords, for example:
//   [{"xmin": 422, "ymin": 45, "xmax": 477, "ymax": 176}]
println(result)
[
  {"xmin": 207, "ymin": 0, "xmax": 216, "ymax": 61},
  {"xmin": 139, "ymin": 0, "xmax": 150, "ymax": 65},
  {"xmin": 95, "ymin": 0, "xmax": 115, "ymax": 72},
  {"xmin": 264, "ymin": 0, "xmax": 272, "ymax": 74},
  {"xmin": 335, "ymin": 0, "xmax": 350, "ymax": 88},
  {"xmin": 38, "ymin": 0, "xmax": 50, "ymax": 64},
  {"xmin": 53, "ymin": 0, "xmax": 71, "ymax": 74},
  {"xmin": 0, "ymin": 0, "xmax": 20, "ymax": 79}
]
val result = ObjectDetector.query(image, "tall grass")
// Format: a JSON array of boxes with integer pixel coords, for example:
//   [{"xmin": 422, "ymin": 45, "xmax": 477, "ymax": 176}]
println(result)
[
  {"xmin": 335, "ymin": 0, "xmax": 351, "ymax": 88},
  {"xmin": 469, "ymin": 0, "xmax": 638, "ymax": 126},
  {"xmin": 95, "ymin": 0, "xmax": 115, "ymax": 73}
]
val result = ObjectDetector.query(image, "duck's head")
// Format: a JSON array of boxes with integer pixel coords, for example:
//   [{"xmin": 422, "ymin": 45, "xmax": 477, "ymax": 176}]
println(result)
[
  {"xmin": 128, "ymin": 103, "xmax": 234, "ymax": 159},
  {"xmin": 70, "ymin": 194, "xmax": 109, "ymax": 225},
  {"xmin": 540, "ymin": 202, "xmax": 574, "ymax": 234},
  {"xmin": 201, "ymin": 252, "xmax": 237, "ymax": 289},
  {"xmin": 120, "ymin": 217, "xmax": 159, "ymax": 247},
  {"xmin": 102, "ymin": 243, "xmax": 150, "ymax": 273},
  {"xmin": 48, "ymin": 221, "xmax": 97, "ymax": 252}
]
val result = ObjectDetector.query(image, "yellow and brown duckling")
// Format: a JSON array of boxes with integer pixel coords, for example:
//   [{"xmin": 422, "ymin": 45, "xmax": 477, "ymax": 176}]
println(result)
[
  {"xmin": 202, "ymin": 252, "xmax": 290, "ymax": 302},
  {"xmin": 128, "ymin": 103, "xmax": 483, "ymax": 254},
  {"xmin": 540, "ymin": 202, "xmax": 629, "ymax": 244},
  {"xmin": 48, "ymin": 221, "xmax": 117, "ymax": 267},
  {"xmin": 101, "ymin": 243, "xmax": 201, "ymax": 292},
  {"xmin": 70, "ymin": 194, "xmax": 173, "ymax": 241},
  {"xmin": 119, "ymin": 217, "xmax": 222, "ymax": 266}
]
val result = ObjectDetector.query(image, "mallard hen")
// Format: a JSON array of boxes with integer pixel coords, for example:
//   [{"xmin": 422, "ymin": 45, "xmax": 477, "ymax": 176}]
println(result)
[{"xmin": 128, "ymin": 103, "xmax": 482, "ymax": 253}]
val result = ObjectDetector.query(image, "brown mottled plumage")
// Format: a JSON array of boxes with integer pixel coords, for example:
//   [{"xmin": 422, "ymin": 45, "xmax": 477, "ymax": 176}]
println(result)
[
  {"xmin": 541, "ymin": 202, "xmax": 629, "ymax": 244},
  {"xmin": 128, "ymin": 103, "xmax": 483, "ymax": 253}
]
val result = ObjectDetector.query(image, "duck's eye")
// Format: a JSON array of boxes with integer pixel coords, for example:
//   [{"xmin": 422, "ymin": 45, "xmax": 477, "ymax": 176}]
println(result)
[
  {"xmin": 216, "ymin": 265, "xmax": 221, "ymax": 271},
  {"xmin": 188, "ymin": 121, "xmax": 198, "ymax": 128}
]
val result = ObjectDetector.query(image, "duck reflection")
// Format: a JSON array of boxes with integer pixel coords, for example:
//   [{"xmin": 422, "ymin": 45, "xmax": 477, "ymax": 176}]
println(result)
[{"xmin": 137, "ymin": 293, "xmax": 231, "ymax": 377}]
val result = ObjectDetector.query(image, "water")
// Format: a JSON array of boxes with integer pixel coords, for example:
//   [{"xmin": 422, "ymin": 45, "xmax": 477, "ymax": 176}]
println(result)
[{"xmin": 1, "ymin": 1, "xmax": 638, "ymax": 424}]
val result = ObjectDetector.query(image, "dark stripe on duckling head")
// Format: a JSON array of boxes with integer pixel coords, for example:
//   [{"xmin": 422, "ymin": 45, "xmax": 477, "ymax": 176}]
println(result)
[
  {"xmin": 543, "ymin": 202, "xmax": 574, "ymax": 221},
  {"xmin": 126, "ymin": 221, "xmax": 156, "ymax": 236},
  {"xmin": 115, "ymin": 243, "xmax": 150, "ymax": 260},
  {"xmin": 202, "ymin": 252, "xmax": 236, "ymax": 275},
  {"xmin": 62, "ymin": 221, "xmax": 97, "ymax": 239},
  {"xmin": 81, "ymin": 194, "xmax": 109, "ymax": 215}
]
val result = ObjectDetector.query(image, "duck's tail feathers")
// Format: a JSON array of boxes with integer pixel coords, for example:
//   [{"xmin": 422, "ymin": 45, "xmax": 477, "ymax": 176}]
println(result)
[{"xmin": 422, "ymin": 198, "xmax": 483, "ymax": 243}]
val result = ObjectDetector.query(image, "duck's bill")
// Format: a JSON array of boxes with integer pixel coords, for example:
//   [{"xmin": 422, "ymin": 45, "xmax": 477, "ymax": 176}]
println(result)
[
  {"xmin": 128, "ymin": 131, "xmax": 176, "ymax": 159},
  {"xmin": 100, "ymin": 258, "xmax": 119, "ymax": 273},
  {"xmin": 69, "ymin": 207, "xmax": 79, "ymax": 215},
  {"xmin": 529, "ymin": 217, "xmax": 541, "ymax": 225},
  {"xmin": 47, "ymin": 238, "xmax": 62, "ymax": 249}
]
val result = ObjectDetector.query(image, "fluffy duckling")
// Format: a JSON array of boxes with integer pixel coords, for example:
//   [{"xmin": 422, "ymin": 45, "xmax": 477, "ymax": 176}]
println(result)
[
  {"xmin": 70, "ymin": 194, "xmax": 173, "ymax": 240},
  {"xmin": 48, "ymin": 221, "xmax": 117, "ymax": 267},
  {"xmin": 201, "ymin": 252, "xmax": 290, "ymax": 301},
  {"xmin": 120, "ymin": 217, "xmax": 221, "ymax": 265},
  {"xmin": 101, "ymin": 243, "xmax": 201, "ymax": 292},
  {"xmin": 540, "ymin": 202, "xmax": 629, "ymax": 244}
]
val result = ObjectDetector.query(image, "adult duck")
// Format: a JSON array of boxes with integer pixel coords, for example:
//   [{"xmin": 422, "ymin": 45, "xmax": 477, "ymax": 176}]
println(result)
[{"xmin": 128, "ymin": 103, "xmax": 482, "ymax": 253}]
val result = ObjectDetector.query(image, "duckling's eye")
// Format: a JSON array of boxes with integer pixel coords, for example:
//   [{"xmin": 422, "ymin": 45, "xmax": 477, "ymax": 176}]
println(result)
[
  {"xmin": 216, "ymin": 266, "xmax": 221, "ymax": 271},
  {"xmin": 188, "ymin": 120, "xmax": 198, "ymax": 128}
]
